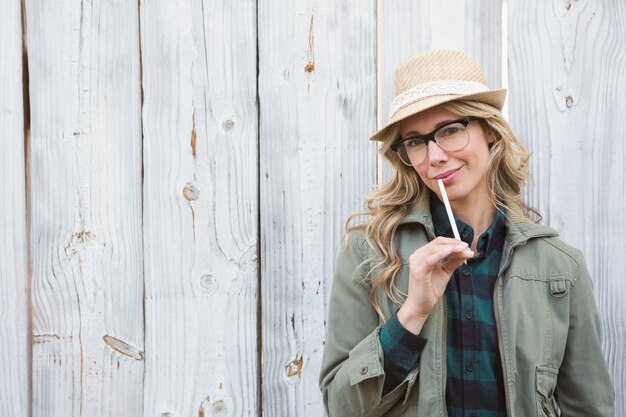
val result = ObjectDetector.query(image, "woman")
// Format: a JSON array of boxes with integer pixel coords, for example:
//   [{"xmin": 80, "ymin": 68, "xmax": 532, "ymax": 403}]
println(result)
[{"xmin": 319, "ymin": 50, "xmax": 614, "ymax": 417}]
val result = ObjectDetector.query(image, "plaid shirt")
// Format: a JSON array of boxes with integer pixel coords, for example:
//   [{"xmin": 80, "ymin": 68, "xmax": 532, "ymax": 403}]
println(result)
[{"xmin": 380, "ymin": 196, "xmax": 507, "ymax": 416}]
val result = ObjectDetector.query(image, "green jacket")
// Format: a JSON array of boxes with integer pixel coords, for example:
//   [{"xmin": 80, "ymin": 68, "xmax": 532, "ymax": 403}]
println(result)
[{"xmin": 320, "ymin": 197, "xmax": 614, "ymax": 417}]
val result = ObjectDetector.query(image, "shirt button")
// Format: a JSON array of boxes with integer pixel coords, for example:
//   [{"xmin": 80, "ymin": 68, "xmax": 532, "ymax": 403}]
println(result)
[
  {"xmin": 462, "ymin": 230, "xmax": 470, "ymax": 239},
  {"xmin": 465, "ymin": 310, "xmax": 473, "ymax": 320},
  {"xmin": 360, "ymin": 366, "xmax": 368, "ymax": 375},
  {"xmin": 465, "ymin": 362, "xmax": 473, "ymax": 372},
  {"xmin": 462, "ymin": 266, "xmax": 470, "ymax": 276}
]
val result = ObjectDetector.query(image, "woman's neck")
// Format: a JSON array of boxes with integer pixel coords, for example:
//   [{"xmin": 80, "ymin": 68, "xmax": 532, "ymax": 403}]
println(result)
[{"xmin": 450, "ymin": 191, "xmax": 496, "ymax": 250}]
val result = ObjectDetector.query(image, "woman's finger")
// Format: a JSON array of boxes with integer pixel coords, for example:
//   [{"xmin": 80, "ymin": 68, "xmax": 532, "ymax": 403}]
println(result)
[
  {"xmin": 440, "ymin": 253, "xmax": 472, "ymax": 275},
  {"xmin": 412, "ymin": 241, "xmax": 470, "ymax": 265},
  {"xmin": 423, "ymin": 246, "xmax": 455, "ymax": 267}
]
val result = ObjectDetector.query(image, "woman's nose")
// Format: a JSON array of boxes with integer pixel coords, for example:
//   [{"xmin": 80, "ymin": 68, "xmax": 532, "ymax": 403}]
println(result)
[{"xmin": 427, "ymin": 140, "xmax": 448, "ymax": 166}]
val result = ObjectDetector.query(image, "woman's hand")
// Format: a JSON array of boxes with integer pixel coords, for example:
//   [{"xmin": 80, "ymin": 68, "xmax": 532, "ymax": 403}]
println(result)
[{"xmin": 397, "ymin": 236, "xmax": 474, "ymax": 334}]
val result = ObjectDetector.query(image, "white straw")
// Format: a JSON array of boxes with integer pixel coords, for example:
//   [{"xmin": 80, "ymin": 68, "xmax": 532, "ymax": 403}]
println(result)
[
  {"xmin": 438, "ymin": 179, "xmax": 468, "ymax": 265},
  {"xmin": 437, "ymin": 179, "xmax": 461, "ymax": 241}
]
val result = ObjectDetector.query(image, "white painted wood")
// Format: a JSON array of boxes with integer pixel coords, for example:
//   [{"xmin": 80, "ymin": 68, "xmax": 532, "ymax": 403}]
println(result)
[
  {"xmin": 0, "ymin": 1, "xmax": 29, "ymax": 416},
  {"xmin": 508, "ymin": 0, "xmax": 626, "ymax": 414},
  {"xmin": 140, "ymin": 0, "xmax": 259, "ymax": 415},
  {"xmin": 25, "ymin": 0, "xmax": 144, "ymax": 416},
  {"xmin": 378, "ymin": 0, "xmax": 502, "ymax": 182},
  {"xmin": 258, "ymin": 1, "xmax": 377, "ymax": 415}
]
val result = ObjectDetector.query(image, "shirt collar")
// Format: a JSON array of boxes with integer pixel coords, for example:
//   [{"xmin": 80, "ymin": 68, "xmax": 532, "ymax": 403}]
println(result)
[
  {"xmin": 397, "ymin": 190, "xmax": 559, "ymax": 247},
  {"xmin": 429, "ymin": 193, "xmax": 507, "ymax": 257}
]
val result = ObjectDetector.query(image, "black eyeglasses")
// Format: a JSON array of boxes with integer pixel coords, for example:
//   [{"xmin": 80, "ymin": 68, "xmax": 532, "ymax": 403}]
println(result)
[{"xmin": 391, "ymin": 117, "xmax": 477, "ymax": 166}]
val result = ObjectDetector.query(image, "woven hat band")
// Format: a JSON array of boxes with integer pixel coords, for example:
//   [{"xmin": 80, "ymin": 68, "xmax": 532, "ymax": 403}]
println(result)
[{"xmin": 389, "ymin": 80, "xmax": 490, "ymax": 118}]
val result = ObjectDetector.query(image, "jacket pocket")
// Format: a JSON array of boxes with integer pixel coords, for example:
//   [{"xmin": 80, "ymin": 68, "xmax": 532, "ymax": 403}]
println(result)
[{"xmin": 535, "ymin": 365, "xmax": 559, "ymax": 417}]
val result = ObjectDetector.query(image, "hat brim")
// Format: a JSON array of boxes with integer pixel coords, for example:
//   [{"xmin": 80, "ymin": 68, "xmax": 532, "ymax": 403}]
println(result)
[{"xmin": 370, "ymin": 88, "xmax": 507, "ymax": 141}]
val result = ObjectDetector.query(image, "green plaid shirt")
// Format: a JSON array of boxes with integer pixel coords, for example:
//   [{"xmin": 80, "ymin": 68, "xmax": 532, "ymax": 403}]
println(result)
[{"xmin": 380, "ymin": 195, "xmax": 507, "ymax": 416}]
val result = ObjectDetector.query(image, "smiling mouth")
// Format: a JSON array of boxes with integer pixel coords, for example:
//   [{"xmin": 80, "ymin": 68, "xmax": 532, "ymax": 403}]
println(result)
[{"xmin": 433, "ymin": 168, "xmax": 461, "ymax": 181}]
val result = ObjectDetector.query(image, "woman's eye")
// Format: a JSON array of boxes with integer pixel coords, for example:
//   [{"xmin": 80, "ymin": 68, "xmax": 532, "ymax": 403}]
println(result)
[
  {"xmin": 439, "ymin": 125, "xmax": 462, "ymax": 137},
  {"xmin": 405, "ymin": 138, "xmax": 424, "ymax": 148}
]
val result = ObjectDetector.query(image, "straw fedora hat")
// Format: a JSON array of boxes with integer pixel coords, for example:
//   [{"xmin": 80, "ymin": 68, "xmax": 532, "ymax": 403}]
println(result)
[{"xmin": 371, "ymin": 49, "xmax": 507, "ymax": 141}]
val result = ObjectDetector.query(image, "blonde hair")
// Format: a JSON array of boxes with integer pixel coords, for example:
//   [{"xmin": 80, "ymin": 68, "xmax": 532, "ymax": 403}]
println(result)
[{"xmin": 346, "ymin": 99, "xmax": 540, "ymax": 318}]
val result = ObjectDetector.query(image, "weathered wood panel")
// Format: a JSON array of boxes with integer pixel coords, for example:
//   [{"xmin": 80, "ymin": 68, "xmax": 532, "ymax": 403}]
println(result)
[
  {"xmin": 140, "ymin": 0, "xmax": 259, "ymax": 415},
  {"xmin": 25, "ymin": 0, "xmax": 144, "ymax": 415},
  {"xmin": 508, "ymin": 0, "xmax": 626, "ymax": 413},
  {"xmin": 258, "ymin": 1, "xmax": 377, "ymax": 415},
  {"xmin": 378, "ymin": 0, "xmax": 502, "ymax": 181},
  {"xmin": 0, "ymin": 1, "xmax": 29, "ymax": 416}
]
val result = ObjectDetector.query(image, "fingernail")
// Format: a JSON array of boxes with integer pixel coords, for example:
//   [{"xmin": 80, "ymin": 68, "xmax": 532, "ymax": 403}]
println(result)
[
  {"xmin": 465, "ymin": 249, "xmax": 474, "ymax": 255},
  {"xmin": 455, "ymin": 243, "xmax": 468, "ymax": 250}
]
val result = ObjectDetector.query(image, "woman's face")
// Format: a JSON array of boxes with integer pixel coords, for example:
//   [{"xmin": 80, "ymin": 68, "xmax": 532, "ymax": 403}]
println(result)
[{"xmin": 400, "ymin": 105, "xmax": 494, "ymax": 206}]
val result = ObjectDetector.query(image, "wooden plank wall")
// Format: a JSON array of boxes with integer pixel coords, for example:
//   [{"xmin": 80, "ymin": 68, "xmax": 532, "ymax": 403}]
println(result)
[
  {"xmin": 0, "ymin": 0, "xmax": 624, "ymax": 416},
  {"xmin": 508, "ymin": 0, "xmax": 626, "ymax": 414},
  {"xmin": 141, "ymin": 0, "xmax": 259, "ymax": 415},
  {"xmin": 0, "ymin": 0, "xmax": 29, "ymax": 416},
  {"xmin": 24, "ymin": 0, "xmax": 144, "ymax": 416},
  {"xmin": 258, "ymin": 0, "xmax": 377, "ymax": 415}
]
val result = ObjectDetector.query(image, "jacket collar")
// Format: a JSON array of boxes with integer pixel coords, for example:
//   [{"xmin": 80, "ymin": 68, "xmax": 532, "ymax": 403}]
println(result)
[{"xmin": 398, "ymin": 191, "xmax": 558, "ymax": 246}]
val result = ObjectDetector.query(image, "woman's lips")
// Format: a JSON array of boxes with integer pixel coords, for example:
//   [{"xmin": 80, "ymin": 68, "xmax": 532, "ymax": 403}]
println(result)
[{"xmin": 433, "ymin": 168, "xmax": 461, "ymax": 184}]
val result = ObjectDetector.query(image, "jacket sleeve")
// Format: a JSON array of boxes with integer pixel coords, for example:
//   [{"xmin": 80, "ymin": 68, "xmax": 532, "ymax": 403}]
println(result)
[
  {"xmin": 555, "ymin": 251, "xmax": 615, "ymax": 416},
  {"xmin": 319, "ymin": 231, "xmax": 420, "ymax": 417}
]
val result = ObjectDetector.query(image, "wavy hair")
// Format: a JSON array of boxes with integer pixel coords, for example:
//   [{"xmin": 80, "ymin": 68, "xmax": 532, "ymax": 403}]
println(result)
[{"xmin": 345, "ymin": 99, "xmax": 540, "ymax": 318}]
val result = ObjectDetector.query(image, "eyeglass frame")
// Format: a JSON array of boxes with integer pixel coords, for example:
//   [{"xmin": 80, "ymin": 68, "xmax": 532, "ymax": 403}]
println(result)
[{"xmin": 390, "ymin": 116, "xmax": 478, "ymax": 166}]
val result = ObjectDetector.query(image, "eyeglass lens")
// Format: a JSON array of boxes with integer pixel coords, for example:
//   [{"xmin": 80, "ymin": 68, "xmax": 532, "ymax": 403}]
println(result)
[{"xmin": 397, "ymin": 121, "xmax": 470, "ymax": 166}]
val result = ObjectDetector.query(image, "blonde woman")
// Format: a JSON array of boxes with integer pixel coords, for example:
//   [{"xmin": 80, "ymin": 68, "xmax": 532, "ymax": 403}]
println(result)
[{"xmin": 319, "ymin": 50, "xmax": 614, "ymax": 417}]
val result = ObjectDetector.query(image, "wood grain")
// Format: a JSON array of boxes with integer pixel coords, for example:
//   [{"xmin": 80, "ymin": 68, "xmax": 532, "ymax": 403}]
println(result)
[
  {"xmin": 6, "ymin": 1, "xmax": 624, "ymax": 415},
  {"xmin": 378, "ymin": 0, "xmax": 502, "ymax": 182},
  {"xmin": 0, "ymin": 0, "xmax": 29, "ymax": 416},
  {"xmin": 25, "ymin": 0, "xmax": 144, "ymax": 415},
  {"xmin": 140, "ymin": 0, "xmax": 259, "ymax": 415},
  {"xmin": 258, "ymin": 0, "xmax": 377, "ymax": 415},
  {"xmin": 508, "ymin": 0, "xmax": 626, "ymax": 414}
]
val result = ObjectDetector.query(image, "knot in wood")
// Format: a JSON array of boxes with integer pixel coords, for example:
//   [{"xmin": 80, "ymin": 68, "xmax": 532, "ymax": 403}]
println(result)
[
  {"xmin": 183, "ymin": 183, "xmax": 200, "ymax": 201},
  {"xmin": 565, "ymin": 95, "xmax": 574, "ymax": 108},
  {"xmin": 200, "ymin": 274, "xmax": 218, "ymax": 293},
  {"xmin": 221, "ymin": 119, "xmax": 235, "ymax": 133},
  {"xmin": 211, "ymin": 400, "xmax": 228, "ymax": 417}
]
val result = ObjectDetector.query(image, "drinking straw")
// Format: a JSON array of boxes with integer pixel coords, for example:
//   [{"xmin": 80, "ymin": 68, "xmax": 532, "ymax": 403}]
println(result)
[
  {"xmin": 437, "ymin": 179, "xmax": 461, "ymax": 241},
  {"xmin": 437, "ymin": 179, "xmax": 468, "ymax": 265}
]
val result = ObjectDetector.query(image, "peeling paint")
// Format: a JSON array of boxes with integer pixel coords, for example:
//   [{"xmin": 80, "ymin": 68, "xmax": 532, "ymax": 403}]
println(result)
[
  {"xmin": 191, "ymin": 112, "xmax": 197, "ymax": 158},
  {"xmin": 304, "ymin": 14, "xmax": 315, "ymax": 75},
  {"xmin": 286, "ymin": 355, "xmax": 304, "ymax": 377},
  {"xmin": 103, "ymin": 335, "xmax": 144, "ymax": 360},
  {"xmin": 199, "ymin": 396, "xmax": 211, "ymax": 417}
]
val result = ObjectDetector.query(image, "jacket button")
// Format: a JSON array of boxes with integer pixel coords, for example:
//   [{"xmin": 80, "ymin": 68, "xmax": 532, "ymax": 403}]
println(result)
[
  {"xmin": 465, "ymin": 310, "xmax": 473, "ymax": 320},
  {"xmin": 462, "ymin": 266, "xmax": 470, "ymax": 276},
  {"xmin": 462, "ymin": 230, "xmax": 470, "ymax": 239},
  {"xmin": 465, "ymin": 362, "xmax": 473, "ymax": 372},
  {"xmin": 360, "ymin": 366, "xmax": 368, "ymax": 375}
]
